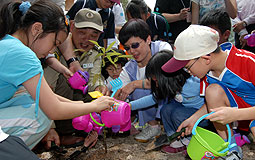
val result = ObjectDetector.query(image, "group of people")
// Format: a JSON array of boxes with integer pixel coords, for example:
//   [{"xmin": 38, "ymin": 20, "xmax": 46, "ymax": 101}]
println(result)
[{"xmin": 1, "ymin": 0, "xmax": 255, "ymax": 160}]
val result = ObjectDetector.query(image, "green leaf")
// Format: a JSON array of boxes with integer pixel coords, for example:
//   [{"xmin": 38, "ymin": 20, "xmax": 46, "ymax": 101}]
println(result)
[
  {"xmin": 118, "ymin": 55, "xmax": 134, "ymax": 59},
  {"xmin": 102, "ymin": 59, "xmax": 105, "ymax": 67},
  {"xmin": 89, "ymin": 40, "xmax": 99, "ymax": 46},
  {"xmin": 106, "ymin": 41, "xmax": 116, "ymax": 52},
  {"xmin": 74, "ymin": 48, "xmax": 85, "ymax": 52},
  {"xmin": 106, "ymin": 56, "xmax": 116, "ymax": 67},
  {"xmin": 95, "ymin": 53, "xmax": 103, "ymax": 59},
  {"xmin": 114, "ymin": 56, "xmax": 118, "ymax": 63},
  {"xmin": 105, "ymin": 52, "xmax": 121, "ymax": 56}
]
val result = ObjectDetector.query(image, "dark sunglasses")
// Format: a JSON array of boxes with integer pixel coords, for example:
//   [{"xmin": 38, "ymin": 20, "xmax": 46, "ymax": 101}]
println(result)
[{"xmin": 124, "ymin": 41, "xmax": 143, "ymax": 51}]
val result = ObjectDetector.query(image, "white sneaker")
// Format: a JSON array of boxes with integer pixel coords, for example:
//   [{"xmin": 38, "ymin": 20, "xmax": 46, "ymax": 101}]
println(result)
[
  {"xmin": 218, "ymin": 146, "xmax": 243, "ymax": 160},
  {"xmin": 134, "ymin": 124, "xmax": 161, "ymax": 143}
]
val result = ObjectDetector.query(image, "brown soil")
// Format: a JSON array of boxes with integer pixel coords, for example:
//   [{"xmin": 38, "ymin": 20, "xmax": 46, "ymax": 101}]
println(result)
[{"xmin": 37, "ymin": 132, "xmax": 255, "ymax": 160}]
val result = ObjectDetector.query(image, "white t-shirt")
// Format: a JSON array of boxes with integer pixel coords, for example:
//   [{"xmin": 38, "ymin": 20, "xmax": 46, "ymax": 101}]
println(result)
[
  {"xmin": 120, "ymin": 66, "xmax": 146, "ymax": 87},
  {"xmin": 119, "ymin": 41, "xmax": 172, "ymax": 86},
  {"xmin": 107, "ymin": 3, "xmax": 126, "ymax": 48},
  {"xmin": 105, "ymin": 76, "xmax": 114, "ymax": 91},
  {"xmin": 0, "ymin": 127, "xmax": 9, "ymax": 142}
]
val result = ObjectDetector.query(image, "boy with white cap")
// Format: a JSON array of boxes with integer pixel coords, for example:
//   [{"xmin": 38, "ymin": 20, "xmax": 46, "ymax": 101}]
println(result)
[{"xmin": 161, "ymin": 24, "xmax": 255, "ymax": 159}]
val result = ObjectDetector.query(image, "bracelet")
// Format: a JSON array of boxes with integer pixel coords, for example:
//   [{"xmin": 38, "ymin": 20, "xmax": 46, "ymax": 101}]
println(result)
[
  {"xmin": 142, "ymin": 79, "xmax": 145, "ymax": 89},
  {"xmin": 66, "ymin": 57, "xmax": 79, "ymax": 67}
]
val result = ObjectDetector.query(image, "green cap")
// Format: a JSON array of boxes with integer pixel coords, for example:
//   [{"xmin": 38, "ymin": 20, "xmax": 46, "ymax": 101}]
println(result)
[{"xmin": 74, "ymin": 8, "xmax": 103, "ymax": 32}]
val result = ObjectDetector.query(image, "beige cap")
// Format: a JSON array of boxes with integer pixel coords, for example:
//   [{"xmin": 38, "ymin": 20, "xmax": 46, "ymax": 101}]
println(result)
[
  {"xmin": 74, "ymin": 8, "xmax": 103, "ymax": 32},
  {"xmin": 162, "ymin": 25, "xmax": 219, "ymax": 73}
]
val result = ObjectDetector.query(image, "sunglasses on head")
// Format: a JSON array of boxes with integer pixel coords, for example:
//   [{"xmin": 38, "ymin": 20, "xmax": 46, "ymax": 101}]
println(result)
[{"xmin": 124, "ymin": 41, "xmax": 143, "ymax": 51}]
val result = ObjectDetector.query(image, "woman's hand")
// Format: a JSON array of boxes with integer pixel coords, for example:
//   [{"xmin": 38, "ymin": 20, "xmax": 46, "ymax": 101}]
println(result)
[
  {"xmin": 91, "ymin": 96, "xmax": 114, "ymax": 112},
  {"xmin": 41, "ymin": 128, "xmax": 60, "ymax": 150},
  {"xmin": 117, "ymin": 82, "xmax": 135, "ymax": 101}
]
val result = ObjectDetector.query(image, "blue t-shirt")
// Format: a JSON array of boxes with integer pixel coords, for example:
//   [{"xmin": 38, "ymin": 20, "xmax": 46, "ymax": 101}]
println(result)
[
  {"xmin": 181, "ymin": 76, "xmax": 204, "ymax": 109},
  {"xmin": 130, "ymin": 76, "xmax": 204, "ymax": 110},
  {"xmin": 0, "ymin": 35, "xmax": 42, "ymax": 105}
]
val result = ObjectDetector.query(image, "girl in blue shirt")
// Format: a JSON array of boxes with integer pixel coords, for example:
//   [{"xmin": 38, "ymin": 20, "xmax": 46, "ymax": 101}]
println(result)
[
  {"xmin": 130, "ymin": 50, "xmax": 209, "ymax": 153},
  {"xmin": 0, "ymin": 0, "xmax": 114, "ymax": 149}
]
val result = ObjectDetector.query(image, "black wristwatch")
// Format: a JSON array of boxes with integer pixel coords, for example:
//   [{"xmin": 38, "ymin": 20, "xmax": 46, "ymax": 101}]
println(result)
[{"xmin": 66, "ymin": 57, "xmax": 79, "ymax": 67}]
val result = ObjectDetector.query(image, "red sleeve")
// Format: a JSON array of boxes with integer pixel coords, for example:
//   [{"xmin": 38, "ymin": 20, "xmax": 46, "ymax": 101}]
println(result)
[{"xmin": 200, "ymin": 76, "xmax": 208, "ymax": 96}]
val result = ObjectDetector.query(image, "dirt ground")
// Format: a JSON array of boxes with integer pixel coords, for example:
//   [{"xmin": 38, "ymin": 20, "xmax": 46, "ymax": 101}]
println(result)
[{"xmin": 37, "ymin": 131, "xmax": 255, "ymax": 160}]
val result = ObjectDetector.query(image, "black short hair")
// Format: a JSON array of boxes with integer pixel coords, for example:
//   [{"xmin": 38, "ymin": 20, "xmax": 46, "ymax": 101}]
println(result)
[
  {"xmin": 119, "ymin": 19, "xmax": 151, "ymax": 45},
  {"xmin": 126, "ymin": 0, "xmax": 150, "ymax": 19},
  {"xmin": 145, "ymin": 50, "xmax": 190, "ymax": 100},
  {"xmin": 199, "ymin": 9, "xmax": 231, "ymax": 35}
]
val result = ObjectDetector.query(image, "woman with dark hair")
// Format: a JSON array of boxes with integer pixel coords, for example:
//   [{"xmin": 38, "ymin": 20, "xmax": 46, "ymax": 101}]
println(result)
[
  {"xmin": 130, "ymin": 50, "xmax": 208, "ymax": 154},
  {"xmin": 0, "ymin": 0, "xmax": 113, "ymax": 150},
  {"xmin": 117, "ymin": 18, "xmax": 172, "ymax": 142}
]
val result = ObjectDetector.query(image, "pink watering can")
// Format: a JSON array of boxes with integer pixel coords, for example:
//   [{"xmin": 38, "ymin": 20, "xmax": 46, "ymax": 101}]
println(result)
[
  {"xmin": 68, "ymin": 70, "xmax": 89, "ymax": 94},
  {"xmin": 72, "ymin": 90, "xmax": 131, "ymax": 134},
  {"xmin": 72, "ymin": 112, "xmax": 104, "ymax": 135},
  {"xmin": 119, "ymin": 118, "xmax": 131, "ymax": 132},
  {"xmin": 88, "ymin": 91, "xmax": 131, "ymax": 131},
  {"xmin": 101, "ymin": 100, "xmax": 131, "ymax": 128},
  {"xmin": 244, "ymin": 33, "xmax": 255, "ymax": 47},
  {"xmin": 234, "ymin": 133, "xmax": 250, "ymax": 147}
]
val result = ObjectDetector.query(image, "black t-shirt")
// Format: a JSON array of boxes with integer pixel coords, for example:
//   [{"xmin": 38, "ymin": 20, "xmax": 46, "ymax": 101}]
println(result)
[
  {"xmin": 146, "ymin": 13, "xmax": 169, "ymax": 41},
  {"xmin": 67, "ymin": 0, "xmax": 115, "ymax": 46},
  {"xmin": 154, "ymin": 0, "xmax": 191, "ymax": 42}
]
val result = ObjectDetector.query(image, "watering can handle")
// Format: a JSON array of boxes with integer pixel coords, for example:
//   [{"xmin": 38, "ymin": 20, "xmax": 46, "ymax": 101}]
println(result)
[
  {"xmin": 191, "ymin": 111, "xmax": 235, "ymax": 152},
  {"xmin": 78, "ymin": 70, "xmax": 89, "ymax": 82},
  {"xmin": 89, "ymin": 113, "xmax": 105, "ymax": 127}
]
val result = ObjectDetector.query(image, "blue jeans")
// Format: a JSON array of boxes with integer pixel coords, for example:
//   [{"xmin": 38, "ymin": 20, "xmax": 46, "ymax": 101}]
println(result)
[{"xmin": 160, "ymin": 99, "xmax": 209, "ymax": 137}]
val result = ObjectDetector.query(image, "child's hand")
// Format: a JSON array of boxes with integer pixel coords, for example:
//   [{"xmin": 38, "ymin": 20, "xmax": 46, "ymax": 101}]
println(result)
[
  {"xmin": 205, "ymin": 107, "xmax": 239, "ymax": 125},
  {"xmin": 177, "ymin": 117, "xmax": 196, "ymax": 137},
  {"xmin": 91, "ymin": 96, "xmax": 114, "ymax": 112}
]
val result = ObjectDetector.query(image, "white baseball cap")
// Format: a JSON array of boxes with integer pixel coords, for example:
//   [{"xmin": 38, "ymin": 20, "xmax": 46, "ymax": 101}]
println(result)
[{"xmin": 162, "ymin": 25, "xmax": 219, "ymax": 73}]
